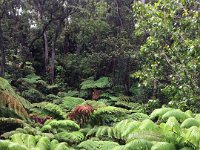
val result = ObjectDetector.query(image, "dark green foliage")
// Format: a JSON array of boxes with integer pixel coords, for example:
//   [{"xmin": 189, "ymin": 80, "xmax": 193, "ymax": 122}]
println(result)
[
  {"xmin": 91, "ymin": 106, "xmax": 128, "ymax": 125},
  {"xmin": 81, "ymin": 77, "xmax": 111, "ymax": 90},
  {"xmin": 31, "ymin": 102, "xmax": 66, "ymax": 119},
  {"xmin": 62, "ymin": 97, "xmax": 85, "ymax": 111}
]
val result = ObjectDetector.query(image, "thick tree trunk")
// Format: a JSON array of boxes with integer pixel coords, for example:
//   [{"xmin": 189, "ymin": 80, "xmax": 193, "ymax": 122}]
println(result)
[{"xmin": 0, "ymin": 22, "xmax": 5, "ymax": 77}]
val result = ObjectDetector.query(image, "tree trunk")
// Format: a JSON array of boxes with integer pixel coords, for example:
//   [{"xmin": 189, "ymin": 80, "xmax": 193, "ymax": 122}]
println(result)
[
  {"xmin": 0, "ymin": 21, "xmax": 5, "ymax": 77},
  {"xmin": 50, "ymin": 43, "xmax": 55, "ymax": 84},
  {"xmin": 44, "ymin": 32, "xmax": 49, "ymax": 71}
]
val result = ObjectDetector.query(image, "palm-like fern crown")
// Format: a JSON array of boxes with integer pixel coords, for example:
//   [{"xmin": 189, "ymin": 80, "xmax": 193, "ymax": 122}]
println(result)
[
  {"xmin": 0, "ymin": 77, "xmax": 31, "ymax": 119},
  {"xmin": 81, "ymin": 77, "xmax": 111, "ymax": 90}
]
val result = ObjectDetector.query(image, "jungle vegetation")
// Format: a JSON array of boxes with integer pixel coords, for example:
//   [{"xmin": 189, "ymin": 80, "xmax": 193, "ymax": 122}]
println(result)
[{"xmin": 0, "ymin": 0, "xmax": 200, "ymax": 149}]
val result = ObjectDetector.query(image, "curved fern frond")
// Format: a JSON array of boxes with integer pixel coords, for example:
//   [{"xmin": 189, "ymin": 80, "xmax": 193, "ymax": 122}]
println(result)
[
  {"xmin": 181, "ymin": 118, "xmax": 200, "ymax": 128},
  {"xmin": 43, "ymin": 119, "xmax": 80, "ymax": 132},
  {"xmin": 77, "ymin": 140, "xmax": 119, "ymax": 150},
  {"xmin": 91, "ymin": 106, "xmax": 128, "ymax": 125},
  {"xmin": 124, "ymin": 139, "xmax": 153, "ymax": 150},
  {"xmin": 31, "ymin": 102, "xmax": 66, "ymax": 119},
  {"xmin": 150, "ymin": 108, "xmax": 173, "ymax": 121},
  {"xmin": 81, "ymin": 77, "xmax": 111, "ymax": 90},
  {"xmin": 127, "ymin": 131, "xmax": 164, "ymax": 142},
  {"xmin": 55, "ymin": 131, "xmax": 84, "ymax": 144},
  {"xmin": 162, "ymin": 109, "xmax": 189, "ymax": 122},
  {"xmin": 151, "ymin": 142, "xmax": 176, "ymax": 150},
  {"xmin": 62, "ymin": 97, "xmax": 85, "ymax": 111},
  {"xmin": 114, "ymin": 101, "xmax": 145, "ymax": 112},
  {"xmin": 0, "ymin": 117, "xmax": 28, "ymax": 135},
  {"xmin": 0, "ymin": 78, "xmax": 30, "ymax": 119},
  {"xmin": 127, "ymin": 113, "xmax": 149, "ymax": 121}
]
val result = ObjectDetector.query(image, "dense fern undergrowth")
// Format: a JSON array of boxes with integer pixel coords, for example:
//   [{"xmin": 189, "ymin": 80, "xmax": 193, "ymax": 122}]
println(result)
[{"xmin": 1, "ymin": 77, "xmax": 200, "ymax": 150}]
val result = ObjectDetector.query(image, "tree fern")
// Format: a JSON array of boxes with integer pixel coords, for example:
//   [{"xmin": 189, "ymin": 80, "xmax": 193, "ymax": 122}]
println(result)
[
  {"xmin": 150, "ymin": 108, "xmax": 173, "ymax": 121},
  {"xmin": 180, "ymin": 118, "xmax": 200, "ymax": 128},
  {"xmin": 55, "ymin": 131, "xmax": 84, "ymax": 144},
  {"xmin": 43, "ymin": 119, "xmax": 80, "ymax": 132},
  {"xmin": 95, "ymin": 126, "xmax": 113, "ymax": 139},
  {"xmin": 184, "ymin": 126, "xmax": 200, "ymax": 148},
  {"xmin": 81, "ymin": 100, "xmax": 107, "ymax": 110},
  {"xmin": 77, "ymin": 140, "xmax": 119, "ymax": 150},
  {"xmin": 124, "ymin": 139, "xmax": 153, "ymax": 150},
  {"xmin": 151, "ymin": 142, "xmax": 176, "ymax": 150},
  {"xmin": 62, "ymin": 96, "xmax": 85, "ymax": 110},
  {"xmin": 0, "ymin": 77, "xmax": 30, "ymax": 119},
  {"xmin": 127, "ymin": 131, "xmax": 164, "ymax": 142},
  {"xmin": 162, "ymin": 109, "xmax": 189, "ymax": 122},
  {"xmin": 139, "ymin": 119, "xmax": 160, "ymax": 132},
  {"xmin": 114, "ymin": 101, "xmax": 145, "ymax": 112},
  {"xmin": 126, "ymin": 113, "xmax": 149, "ymax": 121},
  {"xmin": 91, "ymin": 106, "xmax": 128, "ymax": 125},
  {"xmin": 31, "ymin": 102, "xmax": 66, "ymax": 119},
  {"xmin": 81, "ymin": 77, "xmax": 111, "ymax": 90},
  {"xmin": 113, "ymin": 119, "xmax": 141, "ymax": 140},
  {"xmin": 0, "ymin": 117, "xmax": 28, "ymax": 135}
]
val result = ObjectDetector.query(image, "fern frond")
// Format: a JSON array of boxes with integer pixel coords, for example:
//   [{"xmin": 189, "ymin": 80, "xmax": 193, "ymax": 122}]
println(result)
[
  {"xmin": 181, "ymin": 118, "xmax": 200, "ymax": 128},
  {"xmin": 81, "ymin": 77, "xmax": 111, "ymax": 90},
  {"xmin": 127, "ymin": 131, "xmax": 164, "ymax": 142},
  {"xmin": 185, "ymin": 126, "xmax": 200, "ymax": 148},
  {"xmin": 114, "ymin": 101, "xmax": 145, "ymax": 112},
  {"xmin": 162, "ymin": 109, "xmax": 189, "ymax": 122},
  {"xmin": 91, "ymin": 106, "xmax": 128, "ymax": 125},
  {"xmin": 0, "ymin": 117, "xmax": 28, "ymax": 135},
  {"xmin": 139, "ymin": 119, "xmax": 160, "ymax": 132},
  {"xmin": 31, "ymin": 102, "xmax": 66, "ymax": 119},
  {"xmin": 150, "ymin": 107, "xmax": 173, "ymax": 120},
  {"xmin": 127, "ymin": 113, "xmax": 149, "ymax": 121},
  {"xmin": 81, "ymin": 100, "xmax": 107, "ymax": 110},
  {"xmin": 55, "ymin": 131, "xmax": 84, "ymax": 144},
  {"xmin": 43, "ymin": 119, "xmax": 80, "ymax": 132},
  {"xmin": 62, "ymin": 96, "xmax": 85, "ymax": 110},
  {"xmin": 113, "ymin": 119, "xmax": 141, "ymax": 139},
  {"xmin": 77, "ymin": 140, "xmax": 119, "ymax": 150},
  {"xmin": 95, "ymin": 126, "xmax": 113, "ymax": 139},
  {"xmin": 151, "ymin": 142, "xmax": 176, "ymax": 150},
  {"xmin": 124, "ymin": 139, "xmax": 153, "ymax": 150},
  {"xmin": 0, "ymin": 78, "xmax": 31, "ymax": 119}
]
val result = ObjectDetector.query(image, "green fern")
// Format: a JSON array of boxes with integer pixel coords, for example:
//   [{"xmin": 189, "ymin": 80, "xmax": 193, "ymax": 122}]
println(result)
[
  {"xmin": 0, "ymin": 117, "xmax": 29, "ymax": 135},
  {"xmin": 81, "ymin": 100, "xmax": 107, "ymax": 110},
  {"xmin": 113, "ymin": 119, "xmax": 141, "ymax": 139},
  {"xmin": 150, "ymin": 108, "xmax": 173, "ymax": 120},
  {"xmin": 124, "ymin": 139, "xmax": 153, "ymax": 150},
  {"xmin": 81, "ymin": 77, "xmax": 111, "ymax": 90},
  {"xmin": 31, "ymin": 102, "xmax": 66, "ymax": 119},
  {"xmin": 43, "ymin": 119, "xmax": 80, "ymax": 132},
  {"xmin": 126, "ymin": 113, "xmax": 149, "ymax": 121},
  {"xmin": 91, "ymin": 106, "xmax": 128, "ymax": 125},
  {"xmin": 55, "ymin": 131, "xmax": 84, "ymax": 144},
  {"xmin": 0, "ymin": 77, "xmax": 31, "ymax": 119},
  {"xmin": 162, "ymin": 109, "xmax": 189, "ymax": 122},
  {"xmin": 180, "ymin": 118, "xmax": 200, "ymax": 128},
  {"xmin": 77, "ymin": 140, "xmax": 119, "ymax": 150},
  {"xmin": 62, "ymin": 96, "xmax": 85, "ymax": 110},
  {"xmin": 184, "ymin": 126, "xmax": 200, "ymax": 148},
  {"xmin": 151, "ymin": 142, "xmax": 176, "ymax": 150},
  {"xmin": 114, "ymin": 101, "xmax": 145, "ymax": 112}
]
